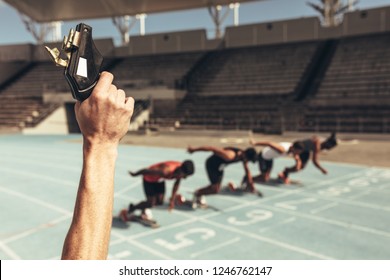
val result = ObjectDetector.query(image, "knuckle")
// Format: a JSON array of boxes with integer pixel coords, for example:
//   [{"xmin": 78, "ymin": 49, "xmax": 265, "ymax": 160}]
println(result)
[
  {"xmin": 109, "ymin": 84, "xmax": 118, "ymax": 92},
  {"xmin": 101, "ymin": 71, "xmax": 114, "ymax": 80}
]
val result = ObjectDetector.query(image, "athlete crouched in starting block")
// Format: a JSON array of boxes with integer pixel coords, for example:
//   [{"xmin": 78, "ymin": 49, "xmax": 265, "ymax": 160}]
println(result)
[
  {"xmin": 119, "ymin": 160, "xmax": 194, "ymax": 227},
  {"xmin": 187, "ymin": 145, "xmax": 258, "ymax": 208},
  {"xmin": 238, "ymin": 139, "xmax": 305, "ymax": 187},
  {"xmin": 278, "ymin": 132, "xmax": 338, "ymax": 184}
]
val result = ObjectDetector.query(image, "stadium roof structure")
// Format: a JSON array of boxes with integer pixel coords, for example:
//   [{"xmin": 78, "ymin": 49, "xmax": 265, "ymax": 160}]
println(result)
[{"xmin": 4, "ymin": 0, "xmax": 266, "ymax": 23}]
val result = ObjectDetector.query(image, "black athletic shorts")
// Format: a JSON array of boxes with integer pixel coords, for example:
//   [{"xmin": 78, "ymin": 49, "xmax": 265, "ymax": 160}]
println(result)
[
  {"xmin": 206, "ymin": 155, "xmax": 225, "ymax": 184},
  {"xmin": 299, "ymin": 151, "xmax": 311, "ymax": 168},
  {"xmin": 258, "ymin": 152, "xmax": 273, "ymax": 174},
  {"xmin": 143, "ymin": 179, "xmax": 166, "ymax": 197}
]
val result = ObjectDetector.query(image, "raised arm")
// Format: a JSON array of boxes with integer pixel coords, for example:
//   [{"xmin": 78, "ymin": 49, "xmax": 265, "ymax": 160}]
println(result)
[
  {"xmin": 188, "ymin": 146, "xmax": 236, "ymax": 161},
  {"xmin": 129, "ymin": 168, "xmax": 164, "ymax": 177},
  {"xmin": 312, "ymin": 140, "xmax": 327, "ymax": 174},
  {"xmin": 250, "ymin": 139, "xmax": 286, "ymax": 154},
  {"xmin": 61, "ymin": 72, "xmax": 134, "ymax": 260},
  {"xmin": 188, "ymin": 145, "xmax": 218, "ymax": 153}
]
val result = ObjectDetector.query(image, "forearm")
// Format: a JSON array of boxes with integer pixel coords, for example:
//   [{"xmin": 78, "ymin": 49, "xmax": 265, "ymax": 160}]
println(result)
[
  {"xmin": 257, "ymin": 141, "xmax": 286, "ymax": 154},
  {"xmin": 246, "ymin": 172, "xmax": 254, "ymax": 186},
  {"xmin": 131, "ymin": 169, "xmax": 146, "ymax": 176},
  {"xmin": 168, "ymin": 181, "xmax": 181, "ymax": 210},
  {"xmin": 170, "ymin": 181, "xmax": 180, "ymax": 201},
  {"xmin": 312, "ymin": 152, "xmax": 325, "ymax": 172},
  {"xmin": 191, "ymin": 146, "xmax": 213, "ymax": 152},
  {"xmin": 62, "ymin": 141, "xmax": 118, "ymax": 260},
  {"xmin": 244, "ymin": 164, "xmax": 254, "ymax": 188},
  {"xmin": 253, "ymin": 141, "xmax": 268, "ymax": 146},
  {"xmin": 313, "ymin": 161, "xmax": 326, "ymax": 173},
  {"xmin": 313, "ymin": 160, "xmax": 321, "ymax": 169}
]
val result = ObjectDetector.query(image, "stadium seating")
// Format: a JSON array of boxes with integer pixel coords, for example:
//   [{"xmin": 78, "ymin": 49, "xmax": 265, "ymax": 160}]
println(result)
[
  {"xmin": 1, "ymin": 27, "xmax": 389, "ymax": 134},
  {"xmin": 187, "ymin": 42, "xmax": 318, "ymax": 96},
  {"xmin": 150, "ymin": 41, "xmax": 318, "ymax": 133},
  {"xmin": 0, "ymin": 62, "xmax": 65, "ymax": 97},
  {"xmin": 301, "ymin": 32, "xmax": 390, "ymax": 133},
  {"xmin": 110, "ymin": 52, "xmax": 204, "ymax": 89},
  {"xmin": 312, "ymin": 33, "xmax": 390, "ymax": 102},
  {"xmin": 299, "ymin": 105, "xmax": 390, "ymax": 133},
  {"xmin": 0, "ymin": 95, "xmax": 58, "ymax": 128},
  {"xmin": 0, "ymin": 62, "xmax": 64, "ymax": 128},
  {"xmin": 149, "ymin": 94, "xmax": 283, "ymax": 132}
]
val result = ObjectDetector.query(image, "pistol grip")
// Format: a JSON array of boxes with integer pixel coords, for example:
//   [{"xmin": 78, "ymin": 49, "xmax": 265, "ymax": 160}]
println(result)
[{"xmin": 65, "ymin": 23, "xmax": 103, "ymax": 101}]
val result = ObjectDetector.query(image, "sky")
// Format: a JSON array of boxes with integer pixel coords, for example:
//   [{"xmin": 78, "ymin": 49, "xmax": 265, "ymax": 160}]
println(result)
[{"xmin": 0, "ymin": 0, "xmax": 389, "ymax": 45}]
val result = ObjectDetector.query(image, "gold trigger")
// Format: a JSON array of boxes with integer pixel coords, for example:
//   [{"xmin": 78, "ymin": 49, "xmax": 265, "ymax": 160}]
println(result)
[
  {"xmin": 44, "ymin": 28, "xmax": 80, "ymax": 68},
  {"xmin": 44, "ymin": 46, "xmax": 68, "ymax": 67}
]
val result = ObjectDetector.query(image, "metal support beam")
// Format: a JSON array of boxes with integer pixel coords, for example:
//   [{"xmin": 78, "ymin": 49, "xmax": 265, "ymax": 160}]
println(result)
[
  {"xmin": 229, "ymin": 3, "xmax": 240, "ymax": 26},
  {"xmin": 112, "ymin": 15, "xmax": 137, "ymax": 45},
  {"xmin": 348, "ymin": 0, "xmax": 358, "ymax": 12},
  {"xmin": 136, "ymin": 13, "xmax": 147, "ymax": 36},
  {"xmin": 208, "ymin": 5, "xmax": 231, "ymax": 39},
  {"xmin": 19, "ymin": 13, "xmax": 62, "ymax": 44},
  {"xmin": 307, "ymin": 0, "xmax": 358, "ymax": 27}
]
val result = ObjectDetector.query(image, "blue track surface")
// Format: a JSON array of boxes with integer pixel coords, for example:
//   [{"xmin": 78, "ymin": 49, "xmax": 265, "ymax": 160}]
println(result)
[{"xmin": 0, "ymin": 135, "xmax": 389, "ymax": 259}]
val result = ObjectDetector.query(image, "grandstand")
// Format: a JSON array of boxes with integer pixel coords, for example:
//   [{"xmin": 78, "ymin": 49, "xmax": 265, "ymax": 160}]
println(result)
[
  {"xmin": 0, "ymin": 62, "xmax": 63, "ymax": 128},
  {"xmin": 1, "ymin": 4, "xmax": 389, "ymax": 134},
  {"xmin": 301, "ymin": 32, "xmax": 390, "ymax": 133},
  {"xmin": 150, "ymin": 41, "xmax": 318, "ymax": 132},
  {"xmin": 1, "ymin": 0, "xmax": 390, "ymax": 265}
]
